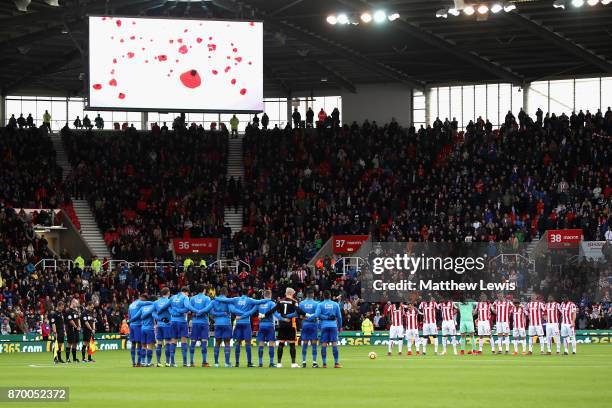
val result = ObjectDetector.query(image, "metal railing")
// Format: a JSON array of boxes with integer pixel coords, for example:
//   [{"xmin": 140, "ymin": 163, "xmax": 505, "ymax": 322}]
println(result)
[
  {"xmin": 208, "ymin": 259, "xmax": 251, "ymax": 273},
  {"xmin": 334, "ymin": 256, "xmax": 368, "ymax": 276}
]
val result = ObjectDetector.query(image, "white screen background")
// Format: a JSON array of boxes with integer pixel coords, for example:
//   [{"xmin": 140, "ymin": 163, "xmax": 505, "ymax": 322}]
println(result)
[{"xmin": 88, "ymin": 16, "xmax": 263, "ymax": 112}]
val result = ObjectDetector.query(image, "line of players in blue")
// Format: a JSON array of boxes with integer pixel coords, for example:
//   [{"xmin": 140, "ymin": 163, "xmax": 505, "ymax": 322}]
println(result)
[{"xmin": 127, "ymin": 286, "xmax": 343, "ymax": 368}]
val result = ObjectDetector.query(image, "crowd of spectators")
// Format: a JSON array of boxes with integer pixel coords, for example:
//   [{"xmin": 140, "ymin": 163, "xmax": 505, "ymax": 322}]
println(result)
[
  {"xmin": 0, "ymin": 107, "xmax": 610, "ymax": 334},
  {"xmin": 62, "ymin": 125, "xmax": 228, "ymax": 261}
]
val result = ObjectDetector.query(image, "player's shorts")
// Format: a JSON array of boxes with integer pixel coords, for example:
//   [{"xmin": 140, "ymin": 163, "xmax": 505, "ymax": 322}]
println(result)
[
  {"xmin": 233, "ymin": 324, "xmax": 252, "ymax": 341},
  {"xmin": 300, "ymin": 324, "xmax": 318, "ymax": 342},
  {"xmin": 512, "ymin": 327, "xmax": 526, "ymax": 338},
  {"xmin": 389, "ymin": 325, "xmax": 404, "ymax": 339},
  {"xmin": 141, "ymin": 328, "xmax": 156, "ymax": 344},
  {"xmin": 155, "ymin": 325, "xmax": 172, "ymax": 341},
  {"xmin": 256, "ymin": 325, "xmax": 276, "ymax": 342},
  {"xmin": 320, "ymin": 327, "xmax": 339, "ymax": 343},
  {"xmin": 545, "ymin": 323, "xmax": 560, "ymax": 338},
  {"xmin": 129, "ymin": 324, "xmax": 142, "ymax": 343},
  {"xmin": 214, "ymin": 324, "xmax": 232, "ymax": 339},
  {"xmin": 170, "ymin": 321, "xmax": 188, "ymax": 339},
  {"xmin": 422, "ymin": 323, "xmax": 438, "ymax": 336},
  {"xmin": 82, "ymin": 330, "xmax": 93, "ymax": 342},
  {"xmin": 404, "ymin": 329, "xmax": 419, "ymax": 340},
  {"xmin": 560, "ymin": 324, "xmax": 575, "ymax": 338},
  {"xmin": 190, "ymin": 323, "xmax": 209, "ymax": 340},
  {"xmin": 441, "ymin": 320, "xmax": 457, "ymax": 336},
  {"xmin": 278, "ymin": 326, "xmax": 297, "ymax": 342},
  {"xmin": 66, "ymin": 330, "xmax": 80, "ymax": 344},
  {"xmin": 56, "ymin": 333, "xmax": 65, "ymax": 343},
  {"xmin": 460, "ymin": 321, "xmax": 475, "ymax": 334},
  {"xmin": 528, "ymin": 325, "xmax": 544, "ymax": 337},
  {"xmin": 495, "ymin": 322, "xmax": 510, "ymax": 334},
  {"xmin": 477, "ymin": 321, "xmax": 491, "ymax": 336}
]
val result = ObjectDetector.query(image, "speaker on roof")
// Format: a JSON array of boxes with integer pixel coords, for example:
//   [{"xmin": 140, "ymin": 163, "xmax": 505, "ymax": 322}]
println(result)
[
  {"xmin": 453, "ymin": 0, "xmax": 466, "ymax": 10},
  {"xmin": 14, "ymin": 0, "xmax": 31, "ymax": 12}
]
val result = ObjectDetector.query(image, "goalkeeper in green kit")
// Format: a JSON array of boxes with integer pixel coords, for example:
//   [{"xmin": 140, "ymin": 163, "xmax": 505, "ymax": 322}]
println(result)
[{"xmin": 453, "ymin": 299, "xmax": 477, "ymax": 355}]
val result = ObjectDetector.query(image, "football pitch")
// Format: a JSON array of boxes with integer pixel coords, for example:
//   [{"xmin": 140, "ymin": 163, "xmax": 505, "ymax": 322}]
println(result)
[{"xmin": 0, "ymin": 345, "xmax": 611, "ymax": 408}]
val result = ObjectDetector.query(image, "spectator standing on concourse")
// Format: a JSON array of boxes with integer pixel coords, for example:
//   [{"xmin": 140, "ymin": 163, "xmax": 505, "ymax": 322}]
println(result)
[
  {"xmin": 42, "ymin": 110, "xmax": 51, "ymax": 131},
  {"xmin": 292, "ymin": 107, "xmax": 301, "ymax": 129},
  {"xmin": 306, "ymin": 107, "xmax": 314, "ymax": 127},
  {"xmin": 230, "ymin": 114, "xmax": 239, "ymax": 138}
]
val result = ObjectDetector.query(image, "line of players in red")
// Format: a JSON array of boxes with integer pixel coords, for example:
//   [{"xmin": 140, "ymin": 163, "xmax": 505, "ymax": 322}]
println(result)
[{"xmin": 383, "ymin": 293, "xmax": 578, "ymax": 356}]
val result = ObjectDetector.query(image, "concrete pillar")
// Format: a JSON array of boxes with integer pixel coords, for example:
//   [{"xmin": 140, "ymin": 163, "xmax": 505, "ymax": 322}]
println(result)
[
  {"xmin": 141, "ymin": 111, "xmax": 148, "ymax": 130},
  {"xmin": 0, "ymin": 94, "xmax": 5, "ymax": 126},
  {"xmin": 424, "ymin": 88, "xmax": 431, "ymax": 126},
  {"xmin": 286, "ymin": 94, "xmax": 292, "ymax": 126},
  {"xmin": 522, "ymin": 82, "xmax": 530, "ymax": 114}
]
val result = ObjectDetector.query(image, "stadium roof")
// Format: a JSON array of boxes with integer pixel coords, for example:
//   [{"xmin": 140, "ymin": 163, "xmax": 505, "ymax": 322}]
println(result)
[{"xmin": 1, "ymin": 0, "xmax": 612, "ymax": 96}]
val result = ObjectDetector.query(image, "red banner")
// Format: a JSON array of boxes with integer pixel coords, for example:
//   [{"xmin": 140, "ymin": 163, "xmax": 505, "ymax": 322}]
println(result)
[
  {"xmin": 547, "ymin": 229, "xmax": 583, "ymax": 249},
  {"xmin": 172, "ymin": 238, "xmax": 219, "ymax": 255},
  {"xmin": 332, "ymin": 235, "xmax": 369, "ymax": 254}
]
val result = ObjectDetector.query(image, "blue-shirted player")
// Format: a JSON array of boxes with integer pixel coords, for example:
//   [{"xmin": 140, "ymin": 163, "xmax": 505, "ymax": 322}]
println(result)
[
  {"xmin": 308, "ymin": 290, "xmax": 342, "ymax": 368},
  {"xmin": 298, "ymin": 288, "xmax": 320, "ymax": 368},
  {"xmin": 189, "ymin": 285, "xmax": 212, "ymax": 367},
  {"xmin": 217, "ymin": 291, "xmax": 268, "ymax": 367},
  {"xmin": 128, "ymin": 294, "xmax": 152, "ymax": 367},
  {"xmin": 169, "ymin": 287, "xmax": 196, "ymax": 367},
  {"xmin": 202, "ymin": 287, "xmax": 233, "ymax": 367},
  {"xmin": 138, "ymin": 297, "xmax": 156, "ymax": 367},
  {"xmin": 256, "ymin": 289, "xmax": 285, "ymax": 367},
  {"xmin": 153, "ymin": 287, "xmax": 172, "ymax": 367}
]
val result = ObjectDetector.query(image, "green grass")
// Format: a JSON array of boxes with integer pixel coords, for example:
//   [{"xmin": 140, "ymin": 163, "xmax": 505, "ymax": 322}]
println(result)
[{"xmin": 0, "ymin": 345, "xmax": 611, "ymax": 407}]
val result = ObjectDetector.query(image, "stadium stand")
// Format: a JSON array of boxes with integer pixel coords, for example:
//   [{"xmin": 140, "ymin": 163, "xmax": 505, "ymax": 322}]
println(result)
[{"xmin": 0, "ymin": 107, "xmax": 610, "ymax": 334}]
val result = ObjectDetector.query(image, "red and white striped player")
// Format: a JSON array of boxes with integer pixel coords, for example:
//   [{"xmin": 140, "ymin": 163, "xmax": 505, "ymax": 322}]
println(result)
[
  {"xmin": 511, "ymin": 302, "xmax": 527, "ymax": 355},
  {"xmin": 384, "ymin": 302, "xmax": 405, "ymax": 355},
  {"xmin": 560, "ymin": 297, "xmax": 577, "ymax": 355},
  {"xmin": 492, "ymin": 293, "xmax": 512, "ymax": 354},
  {"xmin": 419, "ymin": 297, "xmax": 438, "ymax": 354},
  {"xmin": 545, "ymin": 295, "xmax": 562, "ymax": 354},
  {"xmin": 476, "ymin": 294, "xmax": 496, "ymax": 354},
  {"xmin": 526, "ymin": 294, "xmax": 546, "ymax": 354},
  {"xmin": 403, "ymin": 303, "xmax": 421, "ymax": 355},
  {"xmin": 439, "ymin": 299, "xmax": 458, "ymax": 355}
]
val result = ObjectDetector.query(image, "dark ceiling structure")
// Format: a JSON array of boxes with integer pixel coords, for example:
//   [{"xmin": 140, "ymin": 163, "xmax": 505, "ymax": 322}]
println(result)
[{"xmin": 1, "ymin": 0, "xmax": 612, "ymax": 96}]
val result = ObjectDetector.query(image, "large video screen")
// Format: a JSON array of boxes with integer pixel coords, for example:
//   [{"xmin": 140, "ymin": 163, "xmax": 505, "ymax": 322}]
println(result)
[{"xmin": 88, "ymin": 16, "xmax": 263, "ymax": 112}]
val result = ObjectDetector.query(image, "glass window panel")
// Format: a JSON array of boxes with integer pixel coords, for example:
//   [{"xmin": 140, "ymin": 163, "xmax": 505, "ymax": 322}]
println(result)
[
  {"xmin": 429, "ymin": 88, "xmax": 438, "ymax": 121},
  {"xmin": 474, "ymin": 85, "xmax": 486, "ymax": 122},
  {"xmin": 602, "ymin": 77, "xmax": 612, "ymax": 112},
  {"xmin": 127, "ymin": 112, "xmax": 141, "ymax": 128},
  {"xmin": 450, "ymin": 86, "xmax": 462, "ymax": 124},
  {"xmin": 438, "ymin": 87, "xmax": 450, "ymax": 121},
  {"xmin": 6, "ymin": 99, "xmax": 21, "ymax": 124},
  {"xmin": 20, "ymin": 100, "xmax": 36, "ymax": 119},
  {"xmin": 529, "ymin": 81, "xmax": 548, "ymax": 116},
  {"xmin": 68, "ymin": 100, "xmax": 85, "ymax": 125},
  {"xmin": 413, "ymin": 109, "xmax": 425, "ymax": 125},
  {"xmin": 549, "ymin": 79, "xmax": 574, "ymax": 115},
  {"xmin": 574, "ymin": 78, "xmax": 600, "ymax": 114},
  {"xmin": 51, "ymin": 101, "xmax": 67, "ymax": 130},
  {"xmin": 462, "ymin": 85, "xmax": 474, "ymax": 130},
  {"xmin": 413, "ymin": 91, "xmax": 425, "ymax": 110},
  {"xmin": 511, "ymin": 86, "xmax": 522, "ymax": 115},
  {"xmin": 487, "ymin": 84, "xmax": 499, "ymax": 127},
  {"xmin": 499, "ymin": 84, "xmax": 512, "ymax": 125}
]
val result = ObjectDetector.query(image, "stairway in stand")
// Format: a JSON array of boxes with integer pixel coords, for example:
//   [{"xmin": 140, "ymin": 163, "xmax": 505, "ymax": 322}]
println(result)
[
  {"xmin": 49, "ymin": 132, "xmax": 72, "ymax": 181},
  {"xmin": 224, "ymin": 135, "xmax": 244, "ymax": 237},
  {"xmin": 71, "ymin": 199, "xmax": 111, "ymax": 259}
]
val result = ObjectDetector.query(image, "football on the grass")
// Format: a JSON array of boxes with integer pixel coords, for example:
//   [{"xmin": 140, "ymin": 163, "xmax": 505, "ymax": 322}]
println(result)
[{"xmin": 368, "ymin": 352, "xmax": 377, "ymax": 359}]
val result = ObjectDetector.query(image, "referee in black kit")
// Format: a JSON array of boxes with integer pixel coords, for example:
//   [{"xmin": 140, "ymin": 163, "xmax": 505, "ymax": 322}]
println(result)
[
  {"xmin": 81, "ymin": 301, "xmax": 96, "ymax": 363},
  {"xmin": 50, "ymin": 301, "xmax": 66, "ymax": 364},
  {"xmin": 64, "ymin": 299, "xmax": 82, "ymax": 363}
]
